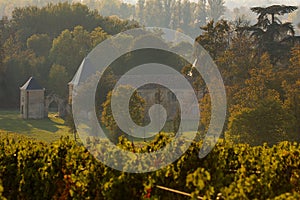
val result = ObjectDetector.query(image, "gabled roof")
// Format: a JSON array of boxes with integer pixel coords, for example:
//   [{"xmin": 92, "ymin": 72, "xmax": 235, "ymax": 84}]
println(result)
[
  {"xmin": 69, "ymin": 57, "xmax": 93, "ymax": 86},
  {"xmin": 20, "ymin": 77, "xmax": 44, "ymax": 90}
]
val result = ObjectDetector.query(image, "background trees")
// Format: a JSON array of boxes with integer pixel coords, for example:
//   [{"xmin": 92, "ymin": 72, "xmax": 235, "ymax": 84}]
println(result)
[
  {"xmin": 50, "ymin": 26, "xmax": 92, "ymax": 81},
  {"xmin": 2, "ymin": 0, "xmax": 266, "ymax": 40},
  {"xmin": 229, "ymin": 99, "xmax": 291, "ymax": 146},
  {"xmin": 207, "ymin": 0, "xmax": 225, "ymax": 21},
  {"xmin": 247, "ymin": 5, "xmax": 298, "ymax": 63},
  {"xmin": 193, "ymin": 6, "xmax": 299, "ymax": 145},
  {"xmin": 48, "ymin": 64, "xmax": 68, "ymax": 97},
  {"xmin": 0, "ymin": 3, "xmax": 136, "ymax": 107},
  {"xmin": 282, "ymin": 45, "xmax": 300, "ymax": 140},
  {"xmin": 27, "ymin": 34, "xmax": 52, "ymax": 57},
  {"xmin": 195, "ymin": 19, "xmax": 230, "ymax": 59},
  {"xmin": 1, "ymin": 0, "xmax": 300, "ymax": 38}
]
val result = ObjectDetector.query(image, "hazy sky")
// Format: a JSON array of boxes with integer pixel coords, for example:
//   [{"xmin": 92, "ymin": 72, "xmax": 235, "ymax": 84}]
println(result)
[
  {"xmin": 225, "ymin": 0, "xmax": 299, "ymax": 9},
  {"xmin": 124, "ymin": 0, "xmax": 300, "ymax": 9}
]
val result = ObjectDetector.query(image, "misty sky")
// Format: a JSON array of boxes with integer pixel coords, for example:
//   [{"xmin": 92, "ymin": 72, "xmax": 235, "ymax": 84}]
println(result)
[
  {"xmin": 225, "ymin": 0, "xmax": 299, "ymax": 9},
  {"xmin": 124, "ymin": 0, "xmax": 300, "ymax": 9}
]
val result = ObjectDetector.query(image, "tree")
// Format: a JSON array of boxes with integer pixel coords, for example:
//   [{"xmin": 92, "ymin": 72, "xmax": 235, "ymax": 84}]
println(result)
[
  {"xmin": 199, "ymin": 93, "xmax": 211, "ymax": 133},
  {"xmin": 195, "ymin": 0, "xmax": 207, "ymax": 27},
  {"xmin": 0, "ymin": 2, "xmax": 140, "ymax": 109},
  {"xmin": 229, "ymin": 98, "xmax": 291, "ymax": 146},
  {"xmin": 195, "ymin": 19, "xmax": 230, "ymax": 59},
  {"xmin": 10, "ymin": 2, "xmax": 137, "ymax": 42},
  {"xmin": 248, "ymin": 5, "xmax": 298, "ymax": 62},
  {"xmin": 48, "ymin": 64, "xmax": 68, "ymax": 97},
  {"xmin": 207, "ymin": 0, "xmax": 225, "ymax": 22},
  {"xmin": 50, "ymin": 29, "xmax": 73, "ymax": 76},
  {"xmin": 282, "ymin": 80, "xmax": 300, "ymax": 140},
  {"xmin": 3, "ymin": 50, "xmax": 40, "ymax": 106},
  {"xmin": 27, "ymin": 34, "xmax": 51, "ymax": 57},
  {"xmin": 227, "ymin": 52, "xmax": 297, "ymax": 145},
  {"xmin": 97, "ymin": 0, "xmax": 121, "ymax": 16},
  {"xmin": 173, "ymin": 0, "xmax": 182, "ymax": 28},
  {"xmin": 119, "ymin": 3, "xmax": 135, "ymax": 19},
  {"xmin": 11, "ymin": 3, "xmax": 100, "ymax": 43},
  {"xmin": 50, "ymin": 26, "xmax": 92, "ymax": 81},
  {"xmin": 281, "ymin": 45, "xmax": 300, "ymax": 139},
  {"xmin": 136, "ymin": 0, "xmax": 145, "ymax": 24},
  {"xmin": 181, "ymin": 0, "xmax": 192, "ymax": 27},
  {"xmin": 101, "ymin": 85, "xmax": 145, "ymax": 143},
  {"xmin": 90, "ymin": 27, "xmax": 109, "ymax": 47},
  {"xmin": 83, "ymin": 0, "xmax": 98, "ymax": 10},
  {"xmin": 144, "ymin": 0, "xmax": 164, "ymax": 27},
  {"xmin": 161, "ymin": 0, "xmax": 174, "ymax": 28},
  {"xmin": 284, "ymin": 45, "xmax": 300, "ymax": 85},
  {"xmin": 96, "ymin": 67, "xmax": 117, "ymax": 115},
  {"xmin": 231, "ymin": 53, "xmax": 280, "ymax": 109},
  {"xmin": 251, "ymin": 5, "xmax": 298, "ymax": 26},
  {"xmin": 0, "ymin": 25, "xmax": 5, "ymax": 107},
  {"xmin": 216, "ymin": 25, "xmax": 256, "ymax": 87}
]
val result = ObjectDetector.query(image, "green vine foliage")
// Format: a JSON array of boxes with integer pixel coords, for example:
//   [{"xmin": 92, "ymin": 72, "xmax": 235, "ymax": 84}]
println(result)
[{"xmin": 0, "ymin": 132, "xmax": 300, "ymax": 199}]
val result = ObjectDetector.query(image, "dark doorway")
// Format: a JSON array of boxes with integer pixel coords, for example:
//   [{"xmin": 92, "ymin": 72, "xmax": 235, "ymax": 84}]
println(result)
[{"xmin": 48, "ymin": 101, "xmax": 59, "ymax": 116}]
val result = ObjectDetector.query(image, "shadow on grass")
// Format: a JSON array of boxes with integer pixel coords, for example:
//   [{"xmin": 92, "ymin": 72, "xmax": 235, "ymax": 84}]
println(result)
[
  {"xmin": 0, "ymin": 111, "xmax": 59, "ymax": 133},
  {"xmin": 26, "ymin": 118, "xmax": 59, "ymax": 132},
  {"xmin": 0, "ymin": 117, "xmax": 32, "ymax": 133}
]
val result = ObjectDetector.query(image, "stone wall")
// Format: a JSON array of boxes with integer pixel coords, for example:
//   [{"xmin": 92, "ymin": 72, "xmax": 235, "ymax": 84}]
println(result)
[{"xmin": 20, "ymin": 90, "xmax": 45, "ymax": 119}]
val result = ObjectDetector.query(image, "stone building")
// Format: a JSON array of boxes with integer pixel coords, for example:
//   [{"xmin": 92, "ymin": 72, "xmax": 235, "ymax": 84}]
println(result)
[
  {"xmin": 68, "ymin": 57, "xmax": 93, "ymax": 105},
  {"xmin": 69, "ymin": 58, "xmax": 202, "ymax": 122},
  {"xmin": 20, "ymin": 77, "xmax": 45, "ymax": 119}
]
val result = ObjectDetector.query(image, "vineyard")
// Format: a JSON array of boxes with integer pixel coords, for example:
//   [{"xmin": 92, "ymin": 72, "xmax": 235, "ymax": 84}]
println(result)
[{"xmin": 0, "ymin": 132, "xmax": 299, "ymax": 200}]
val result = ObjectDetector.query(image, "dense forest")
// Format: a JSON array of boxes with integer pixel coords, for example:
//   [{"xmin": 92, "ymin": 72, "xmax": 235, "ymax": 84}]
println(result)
[
  {"xmin": 0, "ymin": 0, "xmax": 229, "ymax": 36},
  {"xmin": 0, "ymin": 3, "xmax": 138, "ymax": 107},
  {"xmin": 0, "ymin": 0, "xmax": 300, "ymax": 36}
]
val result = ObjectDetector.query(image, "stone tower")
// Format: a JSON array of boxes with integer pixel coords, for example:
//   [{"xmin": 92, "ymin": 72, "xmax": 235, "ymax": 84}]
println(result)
[{"xmin": 20, "ymin": 77, "xmax": 45, "ymax": 119}]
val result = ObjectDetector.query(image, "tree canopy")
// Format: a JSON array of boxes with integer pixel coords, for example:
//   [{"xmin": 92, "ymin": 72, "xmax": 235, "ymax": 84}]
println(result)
[
  {"xmin": 246, "ymin": 5, "xmax": 299, "ymax": 62},
  {"xmin": 0, "ymin": 2, "xmax": 138, "ymax": 107}
]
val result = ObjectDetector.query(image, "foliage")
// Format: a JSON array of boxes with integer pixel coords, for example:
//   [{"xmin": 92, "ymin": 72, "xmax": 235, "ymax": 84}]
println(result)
[
  {"xmin": 195, "ymin": 19, "xmax": 230, "ymax": 59},
  {"xmin": 0, "ymin": 2, "xmax": 136, "ymax": 106},
  {"xmin": 207, "ymin": 0, "xmax": 225, "ymax": 22},
  {"xmin": 0, "ymin": 132, "xmax": 300, "ymax": 199},
  {"xmin": 101, "ymin": 85, "xmax": 145, "ymax": 143},
  {"xmin": 48, "ymin": 64, "xmax": 68, "ymax": 97},
  {"xmin": 229, "ymin": 99, "xmax": 292, "ymax": 145},
  {"xmin": 247, "ymin": 5, "xmax": 298, "ymax": 62},
  {"xmin": 27, "ymin": 34, "xmax": 52, "ymax": 57},
  {"xmin": 0, "ymin": 0, "xmax": 225, "ymax": 37}
]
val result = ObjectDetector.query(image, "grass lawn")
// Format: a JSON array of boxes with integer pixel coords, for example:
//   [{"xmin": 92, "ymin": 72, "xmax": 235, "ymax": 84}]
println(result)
[
  {"xmin": 0, "ymin": 110, "xmax": 73, "ymax": 143},
  {"xmin": 0, "ymin": 110, "xmax": 198, "ymax": 144}
]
